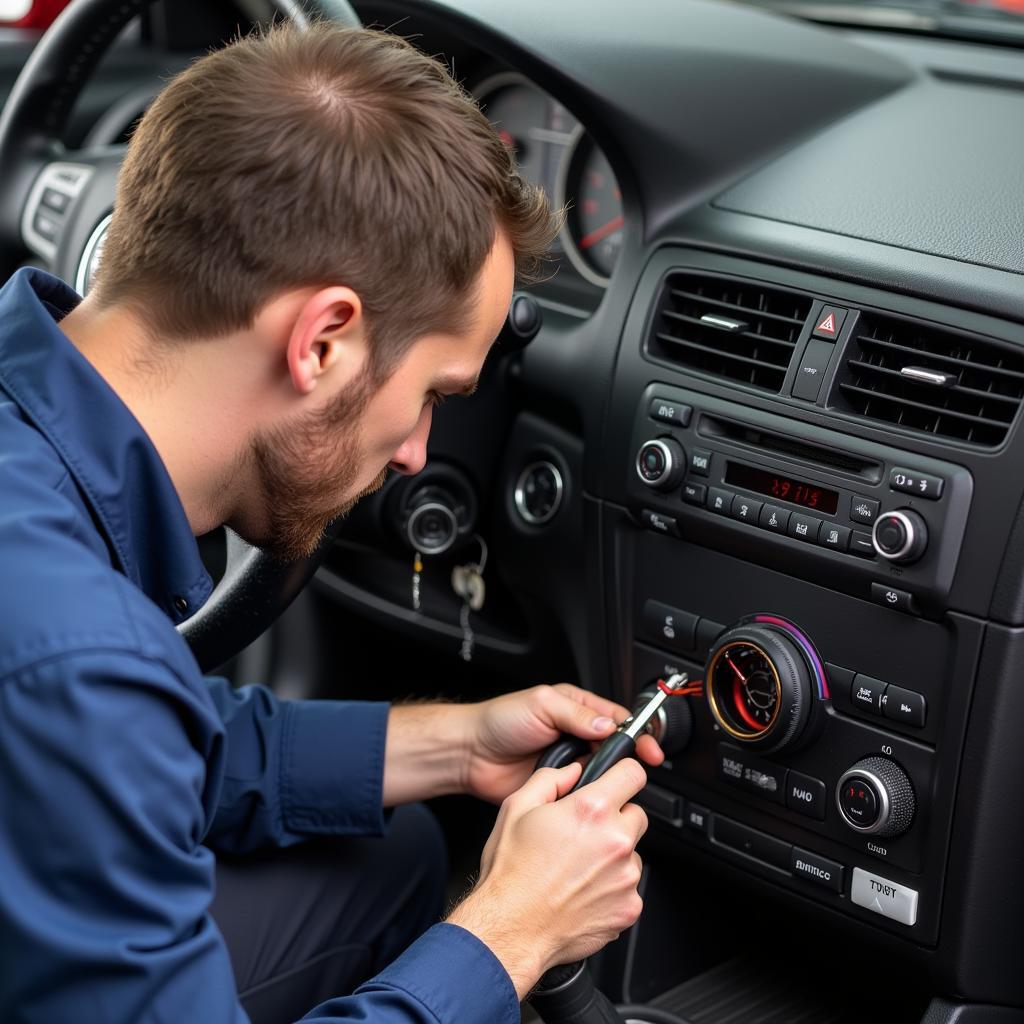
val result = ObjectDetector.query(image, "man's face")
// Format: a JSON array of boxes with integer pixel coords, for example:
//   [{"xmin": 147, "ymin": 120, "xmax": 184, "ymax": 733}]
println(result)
[{"xmin": 247, "ymin": 232, "xmax": 515, "ymax": 562}]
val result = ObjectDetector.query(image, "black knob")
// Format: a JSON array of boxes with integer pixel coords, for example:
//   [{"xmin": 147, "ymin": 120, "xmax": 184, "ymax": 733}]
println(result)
[
  {"xmin": 633, "ymin": 684, "xmax": 693, "ymax": 757},
  {"xmin": 529, "ymin": 961, "xmax": 624, "ymax": 1024},
  {"xmin": 836, "ymin": 756, "xmax": 916, "ymax": 837},
  {"xmin": 504, "ymin": 292, "xmax": 542, "ymax": 348},
  {"xmin": 705, "ymin": 625, "xmax": 814, "ymax": 754},
  {"xmin": 635, "ymin": 438, "xmax": 685, "ymax": 490},
  {"xmin": 872, "ymin": 510, "xmax": 928, "ymax": 564},
  {"xmin": 405, "ymin": 497, "xmax": 458, "ymax": 554}
]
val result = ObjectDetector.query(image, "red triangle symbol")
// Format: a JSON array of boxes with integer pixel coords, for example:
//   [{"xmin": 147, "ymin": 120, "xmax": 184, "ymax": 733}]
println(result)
[{"xmin": 817, "ymin": 312, "xmax": 836, "ymax": 335}]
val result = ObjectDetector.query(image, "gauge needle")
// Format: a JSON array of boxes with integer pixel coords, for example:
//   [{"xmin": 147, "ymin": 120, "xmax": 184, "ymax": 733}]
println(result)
[
  {"xmin": 726, "ymin": 655, "xmax": 747, "ymax": 684},
  {"xmin": 579, "ymin": 214, "xmax": 624, "ymax": 250}
]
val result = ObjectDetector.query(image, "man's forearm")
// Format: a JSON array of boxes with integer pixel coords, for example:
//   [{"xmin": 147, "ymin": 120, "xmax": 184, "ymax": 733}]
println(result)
[{"xmin": 382, "ymin": 702, "xmax": 475, "ymax": 806}]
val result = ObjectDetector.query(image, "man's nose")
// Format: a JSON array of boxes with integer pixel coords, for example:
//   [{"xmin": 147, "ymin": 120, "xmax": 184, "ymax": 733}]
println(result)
[{"xmin": 388, "ymin": 405, "xmax": 432, "ymax": 476}]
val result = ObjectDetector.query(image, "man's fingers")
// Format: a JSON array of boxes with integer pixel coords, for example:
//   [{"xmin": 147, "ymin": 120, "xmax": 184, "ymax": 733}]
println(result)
[
  {"xmin": 569, "ymin": 757, "xmax": 647, "ymax": 812},
  {"xmin": 620, "ymin": 801, "xmax": 649, "ymax": 844},
  {"xmin": 550, "ymin": 683, "xmax": 631, "ymax": 728},
  {"xmin": 544, "ymin": 686, "xmax": 627, "ymax": 740},
  {"xmin": 634, "ymin": 733, "xmax": 665, "ymax": 767},
  {"xmin": 510, "ymin": 762, "xmax": 583, "ymax": 814}
]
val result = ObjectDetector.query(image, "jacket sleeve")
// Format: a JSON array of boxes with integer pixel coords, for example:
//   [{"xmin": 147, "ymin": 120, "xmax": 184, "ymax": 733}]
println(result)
[
  {"xmin": 0, "ymin": 651, "xmax": 519, "ymax": 1024},
  {"xmin": 203, "ymin": 676, "xmax": 391, "ymax": 853}
]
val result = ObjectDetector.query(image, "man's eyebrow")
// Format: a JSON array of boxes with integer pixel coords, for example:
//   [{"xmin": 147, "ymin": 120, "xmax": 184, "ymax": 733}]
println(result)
[{"xmin": 433, "ymin": 376, "xmax": 479, "ymax": 397}]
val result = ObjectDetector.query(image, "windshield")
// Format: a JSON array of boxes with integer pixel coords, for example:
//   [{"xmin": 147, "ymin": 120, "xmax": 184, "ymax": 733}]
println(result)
[{"xmin": 738, "ymin": 0, "xmax": 1024, "ymax": 44}]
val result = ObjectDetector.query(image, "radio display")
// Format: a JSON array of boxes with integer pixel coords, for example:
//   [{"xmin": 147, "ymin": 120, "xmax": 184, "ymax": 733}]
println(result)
[{"xmin": 725, "ymin": 462, "xmax": 838, "ymax": 515}]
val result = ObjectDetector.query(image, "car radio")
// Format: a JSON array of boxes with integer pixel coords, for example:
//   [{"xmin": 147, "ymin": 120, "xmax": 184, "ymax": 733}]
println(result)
[{"xmin": 625, "ymin": 383, "xmax": 974, "ymax": 614}]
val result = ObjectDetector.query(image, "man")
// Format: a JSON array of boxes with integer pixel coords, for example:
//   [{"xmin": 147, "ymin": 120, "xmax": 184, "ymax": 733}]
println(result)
[{"xmin": 0, "ymin": 21, "xmax": 661, "ymax": 1024}]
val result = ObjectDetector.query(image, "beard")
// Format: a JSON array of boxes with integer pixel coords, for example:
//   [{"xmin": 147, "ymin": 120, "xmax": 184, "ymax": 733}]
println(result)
[{"xmin": 247, "ymin": 369, "xmax": 389, "ymax": 563}]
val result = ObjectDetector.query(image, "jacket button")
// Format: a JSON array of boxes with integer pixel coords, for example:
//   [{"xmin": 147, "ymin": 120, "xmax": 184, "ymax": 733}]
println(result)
[{"xmin": 173, "ymin": 596, "xmax": 189, "ymax": 615}]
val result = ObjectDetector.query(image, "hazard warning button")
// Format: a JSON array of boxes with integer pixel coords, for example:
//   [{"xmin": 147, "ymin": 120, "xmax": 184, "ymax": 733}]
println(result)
[{"xmin": 812, "ymin": 305, "xmax": 848, "ymax": 340}]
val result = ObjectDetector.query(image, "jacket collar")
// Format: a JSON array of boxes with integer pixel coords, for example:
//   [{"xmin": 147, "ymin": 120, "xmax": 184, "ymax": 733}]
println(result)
[{"xmin": 0, "ymin": 267, "xmax": 212, "ymax": 622}]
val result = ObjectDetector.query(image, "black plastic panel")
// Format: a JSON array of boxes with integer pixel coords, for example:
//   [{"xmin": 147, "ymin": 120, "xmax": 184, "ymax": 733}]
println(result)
[
  {"xmin": 607, "ymin": 514, "xmax": 985, "ymax": 949},
  {"xmin": 715, "ymin": 77, "xmax": 1024, "ymax": 277},
  {"xmin": 605, "ymin": 247, "xmax": 1024, "ymax": 623}
]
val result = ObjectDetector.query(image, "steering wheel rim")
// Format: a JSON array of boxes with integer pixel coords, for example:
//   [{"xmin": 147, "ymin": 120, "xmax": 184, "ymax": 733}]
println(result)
[{"xmin": 0, "ymin": 0, "xmax": 362, "ymax": 672}]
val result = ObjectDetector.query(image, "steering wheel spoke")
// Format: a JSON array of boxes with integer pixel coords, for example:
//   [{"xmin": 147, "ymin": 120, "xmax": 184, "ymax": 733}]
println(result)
[{"xmin": 20, "ymin": 157, "xmax": 95, "ymax": 265}]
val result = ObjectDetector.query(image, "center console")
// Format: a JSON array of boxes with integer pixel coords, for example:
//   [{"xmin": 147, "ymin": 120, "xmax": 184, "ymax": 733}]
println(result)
[{"xmin": 595, "ymin": 246, "xmax": 1024, "ymax": 975}]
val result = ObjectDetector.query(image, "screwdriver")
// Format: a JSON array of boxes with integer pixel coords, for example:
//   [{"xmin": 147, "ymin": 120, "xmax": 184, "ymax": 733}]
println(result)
[{"xmin": 568, "ymin": 672, "xmax": 688, "ymax": 792}]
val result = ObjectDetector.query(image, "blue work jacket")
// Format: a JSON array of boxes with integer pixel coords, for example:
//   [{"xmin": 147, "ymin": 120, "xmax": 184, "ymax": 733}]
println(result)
[{"xmin": 0, "ymin": 268, "xmax": 518, "ymax": 1024}]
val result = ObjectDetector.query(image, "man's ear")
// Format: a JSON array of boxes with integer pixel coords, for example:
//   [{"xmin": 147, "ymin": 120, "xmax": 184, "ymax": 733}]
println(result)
[{"xmin": 285, "ymin": 286, "xmax": 367, "ymax": 396}]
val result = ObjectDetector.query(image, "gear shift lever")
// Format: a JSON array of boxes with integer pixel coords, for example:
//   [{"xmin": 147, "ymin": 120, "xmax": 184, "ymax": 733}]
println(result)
[{"xmin": 528, "ymin": 675, "xmax": 694, "ymax": 1024}]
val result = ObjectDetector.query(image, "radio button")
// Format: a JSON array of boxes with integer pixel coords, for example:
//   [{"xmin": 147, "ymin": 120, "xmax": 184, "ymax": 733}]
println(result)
[
  {"xmin": 649, "ymin": 398, "xmax": 692, "ymax": 427},
  {"xmin": 890, "ymin": 467, "xmax": 944, "ymax": 501},
  {"xmin": 788, "ymin": 513, "xmax": 822, "ymax": 543},
  {"xmin": 759, "ymin": 505, "xmax": 791, "ymax": 534},
  {"xmin": 792, "ymin": 340, "xmax": 834, "ymax": 402},
  {"xmin": 883, "ymin": 685, "xmax": 926, "ymax": 728},
  {"xmin": 871, "ymin": 583, "xmax": 918, "ymax": 615},
  {"xmin": 786, "ymin": 771, "xmax": 827, "ymax": 820},
  {"xmin": 690, "ymin": 449, "xmax": 712, "ymax": 477},
  {"xmin": 639, "ymin": 509, "xmax": 680, "ymax": 537},
  {"xmin": 791, "ymin": 847, "xmax": 844, "ymax": 893},
  {"xmin": 850, "ymin": 496, "xmax": 880, "ymax": 525},
  {"xmin": 685, "ymin": 802, "xmax": 710, "ymax": 836},
  {"xmin": 682, "ymin": 481, "xmax": 707, "ymax": 506},
  {"xmin": 819, "ymin": 523, "xmax": 850, "ymax": 552},
  {"xmin": 731, "ymin": 496, "xmax": 763, "ymax": 525},
  {"xmin": 851, "ymin": 674, "xmax": 887, "ymax": 715},
  {"xmin": 849, "ymin": 530, "xmax": 876, "ymax": 558},
  {"xmin": 713, "ymin": 816, "xmax": 791, "ymax": 870},
  {"xmin": 642, "ymin": 600, "xmax": 698, "ymax": 652},
  {"xmin": 707, "ymin": 488, "xmax": 734, "ymax": 515},
  {"xmin": 851, "ymin": 868, "xmax": 919, "ymax": 926}
]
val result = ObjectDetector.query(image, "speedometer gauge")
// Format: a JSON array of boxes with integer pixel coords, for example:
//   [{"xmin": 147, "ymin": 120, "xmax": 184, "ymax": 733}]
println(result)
[{"xmin": 556, "ymin": 127, "xmax": 624, "ymax": 287}]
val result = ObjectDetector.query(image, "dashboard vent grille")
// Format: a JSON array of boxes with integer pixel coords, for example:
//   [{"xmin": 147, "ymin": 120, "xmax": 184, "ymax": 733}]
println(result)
[
  {"xmin": 647, "ymin": 273, "xmax": 812, "ymax": 393},
  {"xmin": 835, "ymin": 314, "xmax": 1024, "ymax": 447}
]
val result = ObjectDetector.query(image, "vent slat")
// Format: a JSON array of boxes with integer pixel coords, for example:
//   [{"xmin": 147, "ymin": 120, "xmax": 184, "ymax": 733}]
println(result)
[
  {"xmin": 845, "ymin": 360, "xmax": 1021, "ymax": 411},
  {"xmin": 669, "ymin": 288, "xmax": 806, "ymax": 327},
  {"xmin": 836, "ymin": 313, "xmax": 1024, "ymax": 447},
  {"xmin": 856, "ymin": 335, "xmax": 1024, "ymax": 385},
  {"xmin": 661, "ymin": 309, "xmax": 796, "ymax": 348},
  {"xmin": 655, "ymin": 334, "xmax": 792, "ymax": 371},
  {"xmin": 837, "ymin": 383, "xmax": 1012, "ymax": 431},
  {"xmin": 647, "ymin": 272, "xmax": 812, "ymax": 393}
]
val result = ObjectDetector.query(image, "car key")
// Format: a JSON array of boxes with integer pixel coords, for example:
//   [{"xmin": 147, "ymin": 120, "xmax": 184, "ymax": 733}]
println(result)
[{"xmin": 569, "ymin": 672, "xmax": 689, "ymax": 792}]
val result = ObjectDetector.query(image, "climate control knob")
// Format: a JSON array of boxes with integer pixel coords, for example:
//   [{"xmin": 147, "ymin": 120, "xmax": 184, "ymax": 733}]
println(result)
[
  {"xmin": 635, "ymin": 438, "xmax": 686, "ymax": 490},
  {"xmin": 836, "ymin": 756, "xmax": 916, "ymax": 837},
  {"xmin": 705, "ymin": 624, "xmax": 815, "ymax": 754},
  {"xmin": 872, "ymin": 509, "xmax": 928, "ymax": 564}
]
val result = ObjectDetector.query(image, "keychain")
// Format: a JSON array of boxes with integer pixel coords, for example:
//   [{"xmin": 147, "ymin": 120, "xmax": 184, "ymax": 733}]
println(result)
[
  {"xmin": 411, "ymin": 551, "xmax": 423, "ymax": 611},
  {"xmin": 451, "ymin": 535, "xmax": 488, "ymax": 662}
]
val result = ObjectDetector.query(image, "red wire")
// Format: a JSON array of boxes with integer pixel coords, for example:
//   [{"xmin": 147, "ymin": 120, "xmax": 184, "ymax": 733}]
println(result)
[{"xmin": 657, "ymin": 678, "xmax": 703, "ymax": 696}]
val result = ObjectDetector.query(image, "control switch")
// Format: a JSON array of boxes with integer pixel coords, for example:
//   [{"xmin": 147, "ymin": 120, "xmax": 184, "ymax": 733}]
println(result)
[{"xmin": 851, "ymin": 868, "xmax": 919, "ymax": 926}]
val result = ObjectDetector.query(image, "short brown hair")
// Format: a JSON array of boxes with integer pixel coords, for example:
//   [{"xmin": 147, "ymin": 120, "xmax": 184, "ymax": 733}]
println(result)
[{"xmin": 94, "ymin": 21, "xmax": 557, "ymax": 376}]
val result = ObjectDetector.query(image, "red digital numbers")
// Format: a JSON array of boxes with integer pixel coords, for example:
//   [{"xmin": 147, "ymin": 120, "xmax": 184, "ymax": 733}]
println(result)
[{"xmin": 772, "ymin": 478, "xmax": 821, "ymax": 509}]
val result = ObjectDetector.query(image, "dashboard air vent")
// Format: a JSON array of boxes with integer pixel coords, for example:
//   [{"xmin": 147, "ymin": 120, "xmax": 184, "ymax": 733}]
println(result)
[
  {"xmin": 647, "ymin": 272, "xmax": 812, "ymax": 393},
  {"xmin": 835, "ymin": 313, "xmax": 1024, "ymax": 447}
]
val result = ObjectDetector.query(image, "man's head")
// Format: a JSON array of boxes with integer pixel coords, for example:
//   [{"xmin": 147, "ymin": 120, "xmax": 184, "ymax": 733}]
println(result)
[{"xmin": 87, "ymin": 22, "xmax": 558, "ymax": 559}]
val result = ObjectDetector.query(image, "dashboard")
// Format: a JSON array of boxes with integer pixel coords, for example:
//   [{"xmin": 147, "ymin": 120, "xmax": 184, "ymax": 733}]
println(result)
[
  {"xmin": 338, "ymin": 2, "xmax": 1024, "ymax": 1019},
  {"xmin": 4, "ymin": 0, "xmax": 1024, "ymax": 1020}
]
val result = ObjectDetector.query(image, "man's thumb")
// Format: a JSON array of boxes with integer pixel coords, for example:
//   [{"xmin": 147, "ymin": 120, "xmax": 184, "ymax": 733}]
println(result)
[{"xmin": 511, "ymin": 762, "xmax": 583, "ymax": 813}]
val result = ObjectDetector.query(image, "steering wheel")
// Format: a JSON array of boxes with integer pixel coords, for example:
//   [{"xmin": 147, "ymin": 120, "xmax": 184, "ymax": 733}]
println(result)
[{"xmin": 0, "ymin": 0, "xmax": 361, "ymax": 672}]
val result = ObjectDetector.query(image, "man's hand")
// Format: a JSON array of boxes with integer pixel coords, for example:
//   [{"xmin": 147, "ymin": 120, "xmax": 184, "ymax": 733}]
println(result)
[
  {"xmin": 447, "ymin": 758, "xmax": 649, "ymax": 1000},
  {"xmin": 461, "ymin": 683, "xmax": 664, "ymax": 805}
]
